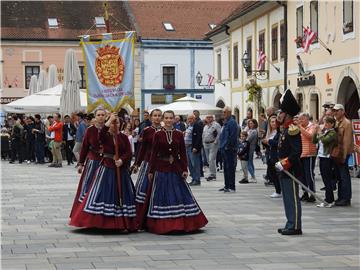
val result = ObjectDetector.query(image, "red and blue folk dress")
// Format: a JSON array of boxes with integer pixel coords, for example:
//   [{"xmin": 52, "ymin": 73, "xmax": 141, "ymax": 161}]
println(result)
[
  {"xmin": 133, "ymin": 126, "xmax": 162, "ymax": 229},
  {"xmin": 146, "ymin": 128, "xmax": 208, "ymax": 234},
  {"xmin": 69, "ymin": 126, "xmax": 138, "ymax": 230},
  {"xmin": 69, "ymin": 125, "xmax": 103, "ymax": 218}
]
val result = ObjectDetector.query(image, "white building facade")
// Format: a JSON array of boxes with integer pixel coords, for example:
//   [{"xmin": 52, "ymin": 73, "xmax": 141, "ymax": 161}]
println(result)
[{"xmin": 140, "ymin": 40, "xmax": 215, "ymax": 112}]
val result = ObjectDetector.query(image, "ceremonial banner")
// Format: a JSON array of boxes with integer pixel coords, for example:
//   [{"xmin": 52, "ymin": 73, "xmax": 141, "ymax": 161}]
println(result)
[{"xmin": 81, "ymin": 31, "xmax": 135, "ymax": 112}]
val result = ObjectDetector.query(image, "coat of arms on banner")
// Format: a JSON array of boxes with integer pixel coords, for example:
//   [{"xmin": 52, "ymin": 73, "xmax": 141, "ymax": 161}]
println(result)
[
  {"xmin": 81, "ymin": 31, "xmax": 135, "ymax": 112},
  {"xmin": 95, "ymin": 45, "xmax": 125, "ymax": 87}
]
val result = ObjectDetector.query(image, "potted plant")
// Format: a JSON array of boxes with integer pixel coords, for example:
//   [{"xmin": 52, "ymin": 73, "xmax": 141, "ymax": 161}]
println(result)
[
  {"xmin": 294, "ymin": 36, "xmax": 303, "ymax": 48},
  {"xmin": 164, "ymin": 84, "xmax": 175, "ymax": 90},
  {"xmin": 343, "ymin": 21, "xmax": 353, "ymax": 33},
  {"xmin": 246, "ymin": 82, "xmax": 262, "ymax": 103}
]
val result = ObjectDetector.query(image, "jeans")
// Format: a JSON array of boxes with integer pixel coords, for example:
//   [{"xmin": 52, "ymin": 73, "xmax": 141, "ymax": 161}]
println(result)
[
  {"xmin": 335, "ymin": 155, "xmax": 352, "ymax": 201},
  {"xmin": 65, "ymin": 140, "xmax": 75, "ymax": 164},
  {"xmin": 186, "ymin": 146, "xmax": 201, "ymax": 182},
  {"xmin": 34, "ymin": 140, "xmax": 45, "ymax": 163},
  {"xmin": 240, "ymin": 160, "xmax": 248, "ymax": 180},
  {"xmin": 72, "ymin": 141, "xmax": 82, "ymax": 162},
  {"xmin": 11, "ymin": 139, "xmax": 23, "ymax": 162},
  {"xmin": 222, "ymin": 149, "xmax": 237, "ymax": 190},
  {"xmin": 301, "ymin": 156, "xmax": 316, "ymax": 193},
  {"xmin": 268, "ymin": 161, "xmax": 281, "ymax": 194},
  {"xmin": 319, "ymin": 157, "xmax": 334, "ymax": 203},
  {"xmin": 247, "ymin": 149, "xmax": 255, "ymax": 178},
  {"xmin": 25, "ymin": 140, "xmax": 35, "ymax": 161},
  {"xmin": 203, "ymin": 143, "xmax": 218, "ymax": 177}
]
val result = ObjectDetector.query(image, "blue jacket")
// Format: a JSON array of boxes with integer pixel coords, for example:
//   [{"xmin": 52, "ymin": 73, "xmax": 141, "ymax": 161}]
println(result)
[
  {"xmin": 75, "ymin": 120, "xmax": 87, "ymax": 143},
  {"xmin": 219, "ymin": 117, "xmax": 239, "ymax": 151}
]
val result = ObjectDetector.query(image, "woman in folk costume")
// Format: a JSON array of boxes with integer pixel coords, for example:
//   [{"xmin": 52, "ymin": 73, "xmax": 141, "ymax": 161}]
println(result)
[
  {"xmin": 131, "ymin": 109, "xmax": 162, "ymax": 229},
  {"xmin": 69, "ymin": 108, "xmax": 106, "ymax": 218},
  {"xmin": 146, "ymin": 110, "xmax": 208, "ymax": 234},
  {"xmin": 69, "ymin": 113, "xmax": 138, "ymax": 230}
]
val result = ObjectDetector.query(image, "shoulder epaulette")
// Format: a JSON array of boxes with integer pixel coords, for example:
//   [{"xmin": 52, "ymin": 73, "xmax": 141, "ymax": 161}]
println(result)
[{"xmin": 288, "ymin": 124, "xmax": 300, "ymax": 136}]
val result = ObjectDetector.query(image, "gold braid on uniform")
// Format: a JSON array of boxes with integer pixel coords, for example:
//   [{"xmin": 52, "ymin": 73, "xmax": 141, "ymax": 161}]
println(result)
[{"xmin": 288, "ymin": 124, "xmax": 300, "ymax": 136}]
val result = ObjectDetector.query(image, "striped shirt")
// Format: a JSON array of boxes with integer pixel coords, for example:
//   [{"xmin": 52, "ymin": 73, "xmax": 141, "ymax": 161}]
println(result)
[{"xmin": 300, "ymin": 123, "xmax": 317, "ymax": 157}]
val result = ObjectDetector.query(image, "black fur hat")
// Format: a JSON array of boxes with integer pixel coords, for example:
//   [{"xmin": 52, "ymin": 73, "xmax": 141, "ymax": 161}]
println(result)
[{"xmin": 279, "ymin": 89, "xmax": 300, "ymax": 117}]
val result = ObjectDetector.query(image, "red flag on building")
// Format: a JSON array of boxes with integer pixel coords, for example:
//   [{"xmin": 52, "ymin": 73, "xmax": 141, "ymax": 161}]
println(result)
[
  {"xmin": 207, "ymin": 74, "xmax": 215, "ymax": 86},
  {"xmin": 303, "ymin": 26, "xmax": 316, "ymax": 53},
  {"xmin": 256, "ymin": 50, "xmax": 266, "ymax": 70}
]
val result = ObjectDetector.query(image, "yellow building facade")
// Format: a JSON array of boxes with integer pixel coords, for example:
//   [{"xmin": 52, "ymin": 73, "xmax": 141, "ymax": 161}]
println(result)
[
  {"xmin": 208, "ymin": 2, "xmax": 286, "ymax": 123},
  {"xmin": 209, "ymin": 0, "xmax": 360, "ymax": 122},
  {"xmin": 287, "ymin": 0, "xmax": 359, "ymax": 120}
]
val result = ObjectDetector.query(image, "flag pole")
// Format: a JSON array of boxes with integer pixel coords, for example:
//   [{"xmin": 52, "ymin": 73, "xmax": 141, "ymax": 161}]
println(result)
[
  {"xmin": 266, "ymin": 59, "xmax": 280, "ymax": 73},
  {"xmin": 104, "ymin": 1, "xmax": 110, "ymax": 33},
  {"xmin": 303, "ymin": 26, "xmax": 332, "ymax": 55},
  {"xmin": 103, "ymin": 1, "xmax": 123, "ymax": 207}
]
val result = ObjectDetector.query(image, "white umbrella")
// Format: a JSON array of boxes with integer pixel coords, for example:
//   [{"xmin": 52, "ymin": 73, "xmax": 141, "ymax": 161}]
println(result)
[
  {"xmin": 28, "ymin": 75, "xmax": 38, "ymax": 96},
  {"xmin": 152, "ymin": 96, "xmax": 222, "ymax": 116},
  {"xmin": 36, "ymin": 70, "xmax": 48, "ymax": 93},
  {"xmin": 47, "ymin": 64, "xmax": 59, "ymax": 88},
  {"xmin": 3, "ymin": 84, "xmax": 87, "ymax": 113},
  {"xmin": 60, "ymin": 49, "xmax": 81, "ymax": 116}
]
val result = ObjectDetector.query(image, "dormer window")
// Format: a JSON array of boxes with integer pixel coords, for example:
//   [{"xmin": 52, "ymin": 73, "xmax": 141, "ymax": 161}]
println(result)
[
  {"xmin": 209, "ymin": 23, "xmax": 217, "ymax": 30},
  {"xmin": 95, "ymin": 17, "xmax": 106, "ymax": 28},
  {"xmin": 48, "ymin": 18, "xmax": 58, "ymax": 29},
  {"xmin": 163, "ymin": 22, "xmax": 175, "ymax": 31}
]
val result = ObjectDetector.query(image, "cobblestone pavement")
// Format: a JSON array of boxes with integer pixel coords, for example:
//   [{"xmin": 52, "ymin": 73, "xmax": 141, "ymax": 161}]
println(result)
[{"xmin": 1, "ymin": 159, "xmax": 359, "ymax": 270}]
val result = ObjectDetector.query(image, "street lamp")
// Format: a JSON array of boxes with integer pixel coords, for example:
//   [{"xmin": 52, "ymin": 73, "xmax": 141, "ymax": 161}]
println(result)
[
  {"xmin": 196, "ymin": 71, "xmax": 203, "ymax": 86},
  {"xmin": 196, "ymin": 71, "xmax": 224, "ymax": 87},
  {"xmin": 241, "ymin": 50, "xmax": 270, "ymax": 80}
]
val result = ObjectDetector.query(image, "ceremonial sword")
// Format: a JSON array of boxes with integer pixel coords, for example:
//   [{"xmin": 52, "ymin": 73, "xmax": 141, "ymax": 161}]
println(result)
[{"xmin": 283, "ymin": 170, "xmax": 326, "ymax": 204}]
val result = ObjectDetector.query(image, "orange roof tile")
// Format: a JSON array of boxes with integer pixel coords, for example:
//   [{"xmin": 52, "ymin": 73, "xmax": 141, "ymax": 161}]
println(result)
[{"xmin": 128, "ymin": 1, "xmax": 241, "ymax": 40}]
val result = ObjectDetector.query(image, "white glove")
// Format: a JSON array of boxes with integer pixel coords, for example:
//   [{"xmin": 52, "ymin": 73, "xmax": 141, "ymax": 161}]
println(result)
[{"xmin": 275, "ymin": 161, "xmax": 284, "ymax": 172}]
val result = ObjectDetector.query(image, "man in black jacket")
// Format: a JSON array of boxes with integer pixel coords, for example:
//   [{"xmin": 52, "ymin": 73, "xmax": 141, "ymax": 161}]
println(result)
[
  {"xmin": 186, "ymin": 114, "xmax": 203, "ymax": 186},
  {"xmin": 63, "ymin": 115, "xmax": 76, "ymax": 165},
  {"xmin": 32, "ymin": 114, "xmax": 46, "ymax": 164}
]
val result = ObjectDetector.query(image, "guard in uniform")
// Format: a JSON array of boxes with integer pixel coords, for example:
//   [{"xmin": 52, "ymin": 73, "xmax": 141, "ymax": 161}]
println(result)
[{"xmin": 275, "ymin": 90, "xmax": 303, "ymax": 235}]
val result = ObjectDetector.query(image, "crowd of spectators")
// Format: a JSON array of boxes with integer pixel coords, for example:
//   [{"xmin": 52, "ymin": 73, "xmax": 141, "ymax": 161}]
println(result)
[{"xmin": 1, "ymin": 102, "xmax": 355, "ymax": 207}]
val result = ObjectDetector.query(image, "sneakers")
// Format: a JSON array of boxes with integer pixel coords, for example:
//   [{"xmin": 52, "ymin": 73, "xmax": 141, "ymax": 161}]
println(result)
[
  {"xmin": 317, "ymin": 202, "xmax": 335, "ymax": 208},
  {"xmin": 206, "ymin": 176, "xmax": 216, "ymax": 181},
  {"xmin": 218, "ymin": 187, "xmax": 226, "ymax": 191},
  {"xmin": 270, "ymin": 192, "xmax": 282, "ymax": 198},
  {"xmin": 307, "ymin": 195, "xmax": 316, "ymax": 203},
  {"xmin": 189, "ymin": 181, "xmax": 200, "ymax": 186},
  {"xmin": 224, "ymin": 188, "xmax": 235, "ymax": 193},
  {"xmin": 48, "ymin": 163, "xmax": 57, "ymax": 167},
  {"xmin": 250, "ymin": 177, "xmax": 257, "ymax": 183},
  {"xmin": 300, "ymin": 193, "xmax": 309, "ymax": 202},
  {"xmin": 27, "ymin": 160, "xmax": 31, "ymax": 164},
  {"xmin": 239, "ymin": 178, "xmax": 249, "ymax": 184}
]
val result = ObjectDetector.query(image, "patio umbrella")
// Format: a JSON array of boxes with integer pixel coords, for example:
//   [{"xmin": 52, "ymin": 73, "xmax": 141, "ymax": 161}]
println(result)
[
  {"xmin": 36, "ymin": 70, "xmax": 48, "ymax": 93},
  {"xmin": 47, "ymin": 64, "xmax": 59, "ymax": 88},
  {"xmin": 4, "ymin": 84, "xmax": 87, "ymax": 113},
  {"xmin": 152, "ymin": 96, "xmax": 222, "ymax": 116},
  {"xmin": 60, "ymin": 49, "xmax": 81, "ymax": 116},
  {"xmin": 28, "ymin": 75, "xmax": 38, "ymax": 96}
]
